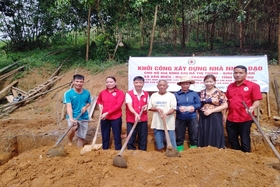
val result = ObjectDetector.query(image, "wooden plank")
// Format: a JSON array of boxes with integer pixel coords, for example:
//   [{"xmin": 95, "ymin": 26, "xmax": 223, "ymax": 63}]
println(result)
[
  {"xmin": 11, "ymin": 86, "xmax": 28, "ymax": 96},
  {"xmin": 87, "ymin": 96, "xmax": 98, "ymax": 119},
  {"xmin": 11, "ymin": 88, "xmax": 18, "ymax": 97},
  {"xmin": 273, "ymin": 116, "xmax": 280, "ymax": 121},
  {"xmin": 5, "ymin": 95, "xmax": 14, "ymax": 103},
  {"xmin": 0, "ymin": 80, "xmax": 18, "ymax": 100}
]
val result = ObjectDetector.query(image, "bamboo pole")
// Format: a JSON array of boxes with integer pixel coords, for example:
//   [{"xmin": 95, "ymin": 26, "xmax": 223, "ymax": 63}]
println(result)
[
  {"xmin": 0, "ymin": 62, "xmax": 18, "ymax": 74},
  {"xmin": 0, "ymin": 66, "xmax": 25, "ymax": 81}
]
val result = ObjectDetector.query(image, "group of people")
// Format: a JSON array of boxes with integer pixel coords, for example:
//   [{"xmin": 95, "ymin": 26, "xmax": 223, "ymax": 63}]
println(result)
[{"xmin": 64, "ymin": 65, "xmax": 262, "ymax": 153}]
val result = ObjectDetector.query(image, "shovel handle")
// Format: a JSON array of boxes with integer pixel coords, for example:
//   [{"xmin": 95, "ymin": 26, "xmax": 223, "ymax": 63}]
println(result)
[
  {"xmin": 91, "ymin": 108, "xmax": 103, "ymax": 146},
  {"xmin": 161, "ymin": 117, "xmax": 173, "ymax": 148},
  {"xmin": 242, "ymin": 101, "xmax": 280, "ymax": 161},
  {"xmin": 118, "ymin": 107, "xmax": 145, "ymax": 156},
  {"xmin": 54, "ymin": 111, "xmax": 83, "ymax": 147}
]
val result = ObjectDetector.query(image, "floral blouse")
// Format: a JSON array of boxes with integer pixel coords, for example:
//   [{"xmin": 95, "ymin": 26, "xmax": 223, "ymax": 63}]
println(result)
[{"xmin": 199, "ymin": 88, "xmax": 227, "ymax": 111}]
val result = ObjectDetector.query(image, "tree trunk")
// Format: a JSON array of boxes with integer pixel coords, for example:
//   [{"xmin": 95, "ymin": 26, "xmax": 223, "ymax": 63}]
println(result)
[
  {"xmin": 278, "ymin": 11, "xmax": 280, "ymax": 65},
  {"xmin": 173, "ymin": 2, "xmax": 177, "ymax": 50},
  {"xmin": 148, "ymin": 5, "xmax": 158, "ymax": 57},
  {"xmin": 196, "ymin": 10, "xmax": 199, "ymax": 46},
  {"xmin": 210, "ymin": 19, "xmax": 216, "ymax": 50},
  {"xmin": 268, "ymin": 17, "xmax": 272, "ymax": 45},
  {"xmin": 181, "ymin": 1, "xmax": 186, "ymax": 49},
  {"xmin": 86, "ymin": 6, "xmax": 91, "ymax": 62},
  {"xmin": 140, "ymin": 15, "xmax": 144, "ymax": 46},
  {"xmin": 112, "ymin": 34, "xmax": 122, "ymax": 60},
  {"xmin": 239, "ymin": 22, "xmax": 244, "ymax": 50},
  {"xmin": 206, "ymin": 23, "xmax": 209, "ymax": 47},
  {"xmin": 96, "ymin": 0, "xmax": 105, "ymax": 32}
]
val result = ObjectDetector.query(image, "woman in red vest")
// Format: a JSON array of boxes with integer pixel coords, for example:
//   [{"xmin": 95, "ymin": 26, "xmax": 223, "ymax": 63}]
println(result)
[{"xmin": 97, "ymin": 76, "xmax": 125, "ymax": 150}]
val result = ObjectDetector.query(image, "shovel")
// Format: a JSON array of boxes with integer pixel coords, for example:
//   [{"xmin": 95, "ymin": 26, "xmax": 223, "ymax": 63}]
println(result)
[
  {"xmin": 113, "ymin": 107, "xmax": 144, "ymax": 168},
  {"xmin": 46, "ymin": 112, "xmax": 83, "ymax": 157},
  {"xmin": 242, "ymin": 101, "xmax": 280, "ymax": 169},
  {"xmin": 162, "ymin": 117, "xmax": 181, "ymax": 157},
  {"xmin": 80, "ymin": 108, "xmax": 103, "ymax": 155}
]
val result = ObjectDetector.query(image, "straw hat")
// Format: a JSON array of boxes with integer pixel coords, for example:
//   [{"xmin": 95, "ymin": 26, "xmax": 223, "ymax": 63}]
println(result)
[{"xmin": 177, "ymin": 76, "xmax": 195, "ymax": 85}]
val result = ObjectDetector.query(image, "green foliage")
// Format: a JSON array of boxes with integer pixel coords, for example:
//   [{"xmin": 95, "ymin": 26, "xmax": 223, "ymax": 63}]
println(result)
[
  {"xmin": 0, "ymin": 0, "xmax": 58, "ymax": 51},
  {"xmin": 89, "ymin": 33, "xmax": 115, "ymax": 61},
  {"xmin": 0, "ymin": 0, "xmax": 278, "ymax": 64},
  {"xmin": 269, "ymin": 59, "xmax": 278, "ymax": 65},
  {"xmin": 237, "ymin": 10, "xmax": 246, "ymax": 23}
]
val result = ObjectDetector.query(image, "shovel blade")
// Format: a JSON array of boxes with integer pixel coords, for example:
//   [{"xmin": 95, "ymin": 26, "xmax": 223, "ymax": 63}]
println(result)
[
  {"xmin": 46, "ymin": 146, "xmax": 67, "ymax": 157},
  {"xmin": 165, "ymin": 147, "xmax": 181, "ymax": 157},
  {"xmin": 113, "ymin": 155, "xmax": 127, "ymax": 168},
  {"xmin": 80, "ymin": 145, "xmax": 93, "ymax": 155},
  {"xmin": 80, "ymin": 144, "xmax": 102, "ymax": 155}
]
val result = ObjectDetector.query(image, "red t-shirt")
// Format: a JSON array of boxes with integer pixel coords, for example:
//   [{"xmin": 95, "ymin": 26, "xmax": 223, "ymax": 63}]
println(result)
[
  {"xmin": 97, "ymin": 88, "xmax": 125, "ymax": 120},
  {"xmin": 226, "ymin": 79, "xmax": 262, "ymax": 122}
]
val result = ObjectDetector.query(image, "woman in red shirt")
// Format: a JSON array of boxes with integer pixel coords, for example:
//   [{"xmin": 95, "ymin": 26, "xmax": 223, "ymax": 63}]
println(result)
[{"xmin": 97, "ymin": 76, "xmax": 125, "ymax": 150}]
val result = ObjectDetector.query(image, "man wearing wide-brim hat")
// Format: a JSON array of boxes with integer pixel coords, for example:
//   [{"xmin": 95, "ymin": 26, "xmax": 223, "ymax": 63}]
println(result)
[{"xmin": 174, "ymin": 76, "xmax": 201, "ymax": 152}]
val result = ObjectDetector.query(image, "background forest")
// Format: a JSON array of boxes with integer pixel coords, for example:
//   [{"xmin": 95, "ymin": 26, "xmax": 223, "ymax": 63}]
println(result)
[{"xmin": 0, "ymin": 0, "xmax": 279, "ymax": 69}]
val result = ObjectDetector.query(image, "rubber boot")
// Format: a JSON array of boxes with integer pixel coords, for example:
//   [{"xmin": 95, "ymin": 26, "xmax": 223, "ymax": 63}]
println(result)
[
  {"xmin": 189, "ymin": 145, "xmax": 197, "ymax": 148},
  {"xmin": 177, "ymin": 145, "xmax": 184, "ymax": 152}
]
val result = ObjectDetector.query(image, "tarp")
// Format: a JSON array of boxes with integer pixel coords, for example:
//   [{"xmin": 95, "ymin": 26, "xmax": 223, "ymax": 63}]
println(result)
[{"xmin": 128, "ymin": 55, "xmax": 269, "ymax": 92}]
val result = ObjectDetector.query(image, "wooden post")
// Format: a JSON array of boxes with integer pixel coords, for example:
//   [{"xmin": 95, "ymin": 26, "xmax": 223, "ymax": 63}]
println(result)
[
  {"xmin": 257, "ymin": 106, "xmax": 260, "ymax": 123},
  {"xmin": 274, "ymin": 78, "xmax": 280, "ymax": 116},
  {"xmin": 56, "ymin": 92, "xmax": 60, "ymax": 125},
  {"xmin": 266, "ymin": 92, "xmax": 271, "ymax": 117}
]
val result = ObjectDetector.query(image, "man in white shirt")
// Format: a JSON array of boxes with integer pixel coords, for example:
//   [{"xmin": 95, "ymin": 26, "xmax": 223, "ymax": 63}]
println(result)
[{"xmin": 148, "ymin": 80, "xmax": 177, "ymax": 152}]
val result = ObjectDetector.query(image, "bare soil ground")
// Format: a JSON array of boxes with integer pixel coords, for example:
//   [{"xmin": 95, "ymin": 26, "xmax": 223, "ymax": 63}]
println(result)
[{"xmin": 1, "ymin": 64, "xmax": 280, "ymax": 187}]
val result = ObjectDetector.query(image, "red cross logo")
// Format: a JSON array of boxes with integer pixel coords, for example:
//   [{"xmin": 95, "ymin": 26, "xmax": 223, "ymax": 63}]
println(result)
[{"xmin": 188, "ymin": 58, "xmax": 196, "ymax": 65}]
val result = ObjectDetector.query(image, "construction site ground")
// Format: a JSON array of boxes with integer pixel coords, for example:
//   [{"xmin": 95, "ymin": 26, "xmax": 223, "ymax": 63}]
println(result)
[{"xmin": 1, "ymin": 64, "xmax": 280, "ymax": 186}]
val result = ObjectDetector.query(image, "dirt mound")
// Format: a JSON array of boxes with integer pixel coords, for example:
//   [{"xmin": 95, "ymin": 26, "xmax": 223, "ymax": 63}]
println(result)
[
  {"xmin": 1, "ymin": 64, "xmax": 280, "ymax": 186},
  {"xmin": 1, "ymin": 146, "xmax": 280, "ymax": 186}
]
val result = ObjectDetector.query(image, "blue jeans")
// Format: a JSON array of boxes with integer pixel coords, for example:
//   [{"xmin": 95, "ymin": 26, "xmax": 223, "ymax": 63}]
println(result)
[{"xmin": 154, "ymin": 129, "xmax": 177, "ymax": 150}]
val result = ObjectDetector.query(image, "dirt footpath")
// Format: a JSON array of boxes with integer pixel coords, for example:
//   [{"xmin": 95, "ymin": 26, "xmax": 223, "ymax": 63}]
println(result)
[{"xmin": 1, "ymin": 64, "xmax": 280, "ymax": 186}]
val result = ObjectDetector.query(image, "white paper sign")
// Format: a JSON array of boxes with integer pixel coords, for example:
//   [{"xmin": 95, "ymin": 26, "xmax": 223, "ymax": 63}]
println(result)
[{"xmin": 128, "ymin": 55, "xmax": 269, "ymax": 92}]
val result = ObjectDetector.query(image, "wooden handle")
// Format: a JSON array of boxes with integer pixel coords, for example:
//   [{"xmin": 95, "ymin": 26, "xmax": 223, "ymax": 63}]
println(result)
[
  {"xmin": 118, "ymin": 107, "xmax": 145, "ymax": 156},
  {"xmin": 91, "ymin": 108, "xmax": 102, "ymax": 146},
  {"xmin": 162, "ymin": 117, "xmax": 173, "ymax": 148},
  {"xmin": 242, "ymin": 101, "xmax": 280, "ymax": 161},
  {"xmin": 54, "ymin": 111, "xmax": 83, "ymax": 147}
]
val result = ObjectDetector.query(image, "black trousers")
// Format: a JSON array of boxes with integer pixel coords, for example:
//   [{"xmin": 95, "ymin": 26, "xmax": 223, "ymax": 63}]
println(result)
[
  {"xmin": 101, "ymin": 117, "xmax": 122, "ymax": 150},
  {"xmin": 175, "ymin": 118, "xmax": 199, "ymax": 146},
  {"xmin": 126, "ymin": 121, "xmax": 148, "ymax": 151},
  {"xmin": 226, "ymin": 120, "xmax": 252, "ymax": 152}
]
